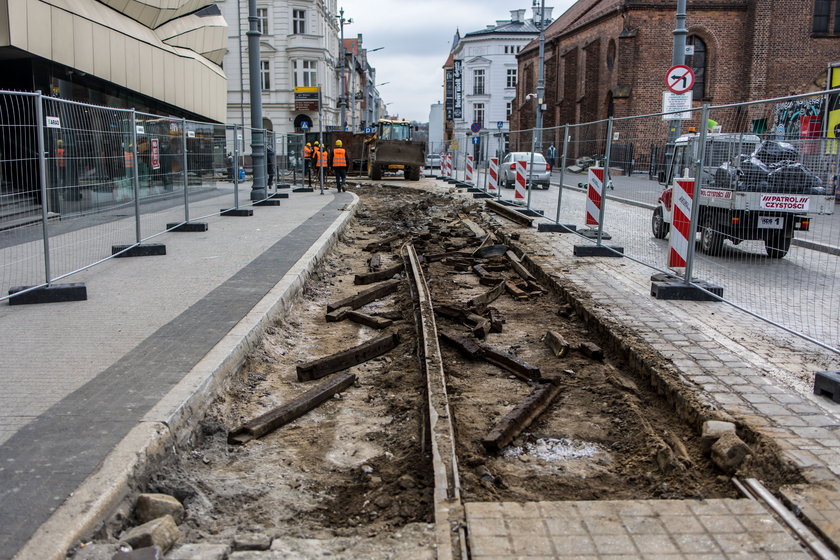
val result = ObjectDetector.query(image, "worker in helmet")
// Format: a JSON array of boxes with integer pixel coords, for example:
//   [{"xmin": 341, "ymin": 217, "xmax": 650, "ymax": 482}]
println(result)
[
  {"xmin": 313, "ymin": 140, "xmax": 328, "ymax": 188},
  {"xmin": 331, "ymin": 139, "xmax": 348, "ymax": 192},
  {"xmin": 303, "ymin": 142, "xmax": 314, "ymax": 186}
]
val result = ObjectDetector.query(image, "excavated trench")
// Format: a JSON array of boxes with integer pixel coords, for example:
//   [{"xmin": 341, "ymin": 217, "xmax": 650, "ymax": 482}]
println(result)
[{"xmin": 78, "ymin": 183, "xmax": 805, "ymax": 557}]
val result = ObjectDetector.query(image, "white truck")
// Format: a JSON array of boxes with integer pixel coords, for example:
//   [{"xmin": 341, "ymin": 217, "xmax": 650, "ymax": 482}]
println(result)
[{"xmin": 652, "ymin": 133, "xmax": 835, "ymax": 258}]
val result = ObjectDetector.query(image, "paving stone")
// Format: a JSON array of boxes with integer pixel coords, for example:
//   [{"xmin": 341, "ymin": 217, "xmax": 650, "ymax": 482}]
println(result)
[
  {"xmin": 122, "ymin": 515, "xmax": 181, "ymax": 554},
  {"xmin": 135, "ymin": 494, "xmax": 184, "ymax": 525},
  {"xmin": 166, "ymin": 543, "xmax": 230, "ymax": 560},
  {"xmin": 711, "ymin": 432, "xmax": 752, "ymax": 473}
]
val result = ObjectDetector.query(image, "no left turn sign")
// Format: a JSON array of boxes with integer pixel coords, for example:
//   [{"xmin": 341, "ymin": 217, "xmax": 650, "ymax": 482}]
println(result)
[{"xmin": 666, "ymin": 65, "xmax": 695, "ymax": 94}]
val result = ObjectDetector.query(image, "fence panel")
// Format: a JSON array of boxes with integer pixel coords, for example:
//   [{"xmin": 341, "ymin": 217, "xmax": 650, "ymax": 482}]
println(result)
[
  {"xmin": 0, "ymin": 92, "xmax": 45, "ymax": 296},
  {"xmin": 40, "ymin": 97, "xmax": 137, "ymax": 279}
]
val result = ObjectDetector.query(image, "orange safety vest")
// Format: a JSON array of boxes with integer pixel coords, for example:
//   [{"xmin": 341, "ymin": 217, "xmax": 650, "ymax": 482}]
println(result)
[
  {"xmin": 303, "ymin": 145, "xmax": 313, "ymax": 158},
  {"xmin": 332, "ymin": 147, "xmax": 347, "ymax": 168},
  {"xmin": 124, "ymin": 151, "xmax": 134, "ymax": 168},
  {"xmin": 56, "ymin": 147, "xmax": 66, "ymax": 167},
  {"xmin": 315, "ymin": 148, "xmax": 328, "ymax": 167}
]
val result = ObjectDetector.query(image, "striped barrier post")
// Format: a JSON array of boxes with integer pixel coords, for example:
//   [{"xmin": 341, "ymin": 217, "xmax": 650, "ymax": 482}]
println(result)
[
  {"xmin": 669, "ymin": 177, "xmax": 695, "ymax": 269},
  {"xmin": 466, "ymin": 155, "xmax": 474, "ymax": 186},
  {"xmin": 447, "ymin": 153, "xmax": 453, "ymax": 178},
  {"xmin": 514, "ymin": 160, "xmax": 527, "ymax": 200},
  {"xmin": 439, "ymin": 152, "xmax": 445, "ymax": 177},
  {"xmin": 586, "ymin": 166, "xmax": 604, "ymax": 226},
  {"xmin": 488, "ymin": 157, "xmax": 498, "ymax": 193}
]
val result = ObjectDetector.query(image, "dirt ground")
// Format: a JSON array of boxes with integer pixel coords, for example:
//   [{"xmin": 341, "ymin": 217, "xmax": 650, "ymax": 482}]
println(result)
[{"xmin": 93, "ymin": 183, "xmax": 803, "ymax": 558}]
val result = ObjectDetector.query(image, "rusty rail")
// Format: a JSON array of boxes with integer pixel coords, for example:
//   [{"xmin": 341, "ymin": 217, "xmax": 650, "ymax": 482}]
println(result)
[{"xmin": 402, "ymin": 243, "xmax": 467, "ymax": 560}]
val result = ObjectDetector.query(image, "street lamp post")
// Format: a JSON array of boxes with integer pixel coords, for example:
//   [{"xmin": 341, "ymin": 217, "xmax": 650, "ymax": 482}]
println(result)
[
  {"xmin": 337, "ymin": 8, "xmax": 352, "ymax": 130},
  {"xmin": 668, "ymin": 0, "xmax": 688, "ymax": 143},
  {"xmin": 534, "ymin": 0, "xmax": 547, "ymax": 154},
  {"xmin": 247, "ymin": 0, "xmax": 265, "ymax": 200}
]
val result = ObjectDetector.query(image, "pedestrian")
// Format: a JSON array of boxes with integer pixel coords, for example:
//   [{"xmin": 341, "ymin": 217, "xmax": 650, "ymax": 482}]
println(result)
[
  {"xmin": 266, "ymin": 145, "xmax": 275, "ymax": 188},
  {"xmin": 546, "ymin": 144, "xmax": 558, "ymax": 168},
  {"xmin": 331, "ymin": 139, "xmax": 348, "ymax": 192},
  {"xmin": 304, "ymin": 142, "xmax": 315, "ymax": 186},
  {"xmin": 314, "ymin": 141, "xmax": 328, "ymax": 188}
]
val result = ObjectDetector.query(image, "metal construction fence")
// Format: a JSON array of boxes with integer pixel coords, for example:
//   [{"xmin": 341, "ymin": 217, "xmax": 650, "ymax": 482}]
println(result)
[
  {"xmin": 437, "ymin": 90, "xmax": 840, "ymax": 354},
  {"xmin": 0, "ymin": 90, "xmax": 306, "ymax": 303}
]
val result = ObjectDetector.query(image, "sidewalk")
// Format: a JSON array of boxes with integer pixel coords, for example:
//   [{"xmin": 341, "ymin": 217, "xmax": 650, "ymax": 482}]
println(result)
[{"xmin": 0, "ymin": 188, "xmax": 357, "ymax": 560}]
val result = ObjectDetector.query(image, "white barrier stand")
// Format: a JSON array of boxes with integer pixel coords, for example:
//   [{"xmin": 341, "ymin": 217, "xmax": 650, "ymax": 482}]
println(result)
[
  {"xmin": 466, "ymin": 155, "xmax": 474, "ymax": 186},
  {"xmin": 669, "ymin": 177, "xmax": 694, "ymax": 270},
  {"xmin": 586, "ymin": 166, "xmax": 604, "ymax": 226},
  {"xmin": 488, "ymin": 157, "xmax": 498, "ymax": 192},
  {"xmin": 514, "ymin": 160, "xmax": 527, "ymax": 200}
]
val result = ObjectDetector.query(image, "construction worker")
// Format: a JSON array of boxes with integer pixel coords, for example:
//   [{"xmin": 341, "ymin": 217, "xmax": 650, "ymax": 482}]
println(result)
[
  {"xmin": 303, "ymin": 142, "xmax": 313, "ymax": 186},
  {"xmin": 314, "ymin": 140, "xmax": 328, "ymax": 188},
  {"xmin": 331, "ymin": 139, "xmax": 348, "ymax": 192}
]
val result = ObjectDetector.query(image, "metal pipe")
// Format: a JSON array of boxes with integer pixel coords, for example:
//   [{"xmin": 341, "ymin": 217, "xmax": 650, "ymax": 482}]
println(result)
[
  {"xmin": 596, "ymin": 117, "xmax": 614, "ymax": 245},
  {"xmin": 684, "ymin": 104, "xmax": 709, "ymax": 284},
  {"xmin": 554, "ymin": 124, "xmax": 569, "ymax": 223},
  {"xmin": 318, "ymin": 85, "xmax": 324, "ymax": 195},
  {"xmin": 182, "ymin": 118, "xmax": 189, "ymax": 222},
  {"xmin": 233, "ymin": 124, "xmax": 240, "ymax": 208},
  {"xmin": 534, "ymin": 0, "xmax": 546, "ymax": 153},
  {"xmin": 130, "ymin": 110, "xmax": 141, "ymax": 243},
  {"xmin": 34, "ymin": 91, "xmax": 52, "ymax": 285}
]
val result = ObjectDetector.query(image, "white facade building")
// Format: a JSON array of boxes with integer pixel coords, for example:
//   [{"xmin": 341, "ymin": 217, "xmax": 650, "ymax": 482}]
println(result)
[
  {"xmin": 450, "ymin": 6, "xmax": 552, "ymax": 159},
  {"xmin": 220, "ymin": 0, "xmax": 340, "ymax": 135}
]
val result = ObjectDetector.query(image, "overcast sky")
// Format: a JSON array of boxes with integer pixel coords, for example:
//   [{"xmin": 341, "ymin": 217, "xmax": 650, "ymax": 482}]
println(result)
[{"xmin": 338, "ymin": 0, "xmax": 577, "ymax": 122}]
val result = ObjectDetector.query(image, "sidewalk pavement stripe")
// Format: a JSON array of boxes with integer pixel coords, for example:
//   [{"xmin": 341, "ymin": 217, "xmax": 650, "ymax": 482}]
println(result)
[{"xmin": 0, "ymin": 195, "xmax": 351, "ymax": 559}]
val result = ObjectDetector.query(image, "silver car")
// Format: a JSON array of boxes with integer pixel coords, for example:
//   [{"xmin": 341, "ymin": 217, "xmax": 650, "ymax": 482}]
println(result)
[
  {"xmin": 425, "ymin": 153, "xmax": 441, "ymax": 169},
  {"xmin": 500, "ymin": 152, "xmax": 551, "ymax": 189}
]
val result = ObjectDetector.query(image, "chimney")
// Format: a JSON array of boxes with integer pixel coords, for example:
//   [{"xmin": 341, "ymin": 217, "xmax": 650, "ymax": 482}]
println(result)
[
  {"xmin": 496, "ymin": 20, "xmax": 509, "ymax": 26},
  {"xmin": 510, "ymin": 9, "xmax": 526, "ymax": 22}
]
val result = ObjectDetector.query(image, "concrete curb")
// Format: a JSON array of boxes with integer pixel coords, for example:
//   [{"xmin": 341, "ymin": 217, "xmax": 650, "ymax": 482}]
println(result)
[{"xmin": 14, "ymin": 194, "xmax": 360, "ymax": 560}]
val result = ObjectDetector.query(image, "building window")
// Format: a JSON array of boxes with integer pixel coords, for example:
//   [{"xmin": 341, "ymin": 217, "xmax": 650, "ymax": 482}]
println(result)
[
  {"xmin": 294, "ymin": 60, "xmax": 317, "ymax": 87},
  {"xmin": 506, "ymin": 101, "xmax": 512, "ymax": 119},
  {"xmin": 260, "ymin": 60, "xmax": 270, "ymax": 90},
  {"xmin": 506, "ymin": 68, "xmax": 517, "ymax": 88},
  {"xmin": 813, "ymin": 0, "xmax": 840, "ymax": 33},
  {"xmin": 473, "ymin": 69, "xmax": 485, "ymax": 95},
  {"xmin": 292, "ymin": 9, "xmax": 306, "ymax": 34},
  {"xmin": 473, "ymin": 103, "xmax": 485, "ymax": 126},
  {"xmin": 686, "ymin": 35, "xmax": 707, "ymax": 99},
  {"xmin": 256, "ymin": 7, "xmax": 268, "ymax": 35}
]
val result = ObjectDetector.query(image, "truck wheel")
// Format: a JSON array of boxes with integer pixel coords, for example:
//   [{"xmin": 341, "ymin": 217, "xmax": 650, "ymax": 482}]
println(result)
[
  {"xmin": 406, "ymin": 166, "xmax": 420, "ymax": 181},
  {"xmin": 651, "ymin": 206, "xmax": 670, "ymax": 239},
  {"xmin": 700, "ymin": 215, "xmax": 725, "ymax": 256},
  {"xmin": 370, "ymin": 165, "xmax": 382, "ymax": 181},
  {"xmin": 764, "ymin": 234, "xmax": 791, "ymax": 258}
]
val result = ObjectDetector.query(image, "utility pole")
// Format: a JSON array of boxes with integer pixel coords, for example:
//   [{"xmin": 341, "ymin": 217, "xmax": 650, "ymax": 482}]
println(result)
[
  {"xmin": 668, "ymin": 0, "xmax": 688, "ymax": 143},
  {"xmin": 247, "ymin": 0, "xmax": 265, "ymax": 200},
  {"xmin": 337, "ymin": 8, "xmax": 352, "ymax": 131},
  {"xmin": 534, "ymin": 0, "xmax": 546, "ymax": 154}
]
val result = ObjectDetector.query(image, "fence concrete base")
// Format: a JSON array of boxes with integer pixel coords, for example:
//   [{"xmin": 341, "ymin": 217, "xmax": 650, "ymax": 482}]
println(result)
[
  {"xmin": 8, "ymin": 283, "xmax": 87, "ymax": 305},
  {"xmin": 650, "ymin": 278, "xmax": 723, "ymax": 301},
  {"xmin": 167, "ymin": 222, "xmax": 209, "ymax": 232},
  {"xmin": 270, "ymin": 193, "xmax": 290, "ymax": 199},
  {"xmin": 111, "ymin": 244, "xmax": 167, "ymax": 257},
  {"xmin": 254, "ymin": 200, "xmax": 281, "ymax": 207},
  {"xmin": 573, "ymin": 245, "xmax": 624, "ymax": 257},
  {"xmin": 293, "ymin": 187, "xmax": 315, "ymax": 193},
  {"xmin": 537, "ymin": 223, "xmax": 577, "ymax": 233},
  {"xmin": 473, "ymin": 193, "xmax": 494, "ymax": 199},
  {"xmin": 220, "ymin": 209, "xmax": 254, "ymax": 217},
  {"xmin": 814, "ymin": 371, "xmax": 840, "ymax": 403},
  {"xmin": 276, "ymin": 183, "xmax": 291, "ymax": 189}
]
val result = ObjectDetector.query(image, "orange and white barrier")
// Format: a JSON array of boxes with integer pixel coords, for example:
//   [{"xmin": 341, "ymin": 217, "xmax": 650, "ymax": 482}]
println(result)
[
  {"xmin": 669, "ymin": 177, "xmax": 694, "ymax": 269},
  {"xmin": 466, "ymin": 155, "xmax": 474, "ymax": 185},
  {"xmin": 586, "ymin": 166, "xmax": 604, "ymax": 226},
  {"xmin": 488, "ymin": 157, "xmax": 498, "ymax": 192},
  {"xmin": 514, "ymin": 160, "xmax": 527, "ymax": 200}
]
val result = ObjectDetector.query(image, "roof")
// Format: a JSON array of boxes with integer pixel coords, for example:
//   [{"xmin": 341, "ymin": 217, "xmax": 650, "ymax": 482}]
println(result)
[
  {"xmin": 521, "ymin": 0, "xmax": 622, "ymax": 53},
  {"xmin": 462, "ymin": 18, "xmax": 541, "ymax": 39}
]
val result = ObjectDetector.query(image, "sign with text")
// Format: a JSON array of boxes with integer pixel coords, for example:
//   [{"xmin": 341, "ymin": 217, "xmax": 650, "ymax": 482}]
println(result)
[
  {"xmin": 294, "ymin": 87, "xmax": 320, "ymax": 112},
  {"xmin": 662, "ymin": 91, "xmax": 692, "ymax": 120},
  {"xmin": 445, "ymin": 68, "xmax": 454, "ymax": 121},
  {"xmin": 453, "ymin": 60, "xmax": 463, "ymax": 120},
  {"xmin": 150, "ymin": 138, "xmax": 160, "ymax": 170},
  {"xmin": 759, "ymin": 194, "xmax": 810, "ymax": 211}
]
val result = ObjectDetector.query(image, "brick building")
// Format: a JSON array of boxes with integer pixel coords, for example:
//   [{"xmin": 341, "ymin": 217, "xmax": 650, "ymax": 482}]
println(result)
[{"xmin": 512, "ymin": 0, "xmax": 840, "ymax": 151}]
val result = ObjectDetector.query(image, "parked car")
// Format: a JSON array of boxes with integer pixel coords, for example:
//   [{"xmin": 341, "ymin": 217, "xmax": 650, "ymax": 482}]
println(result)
[
  {"xmin": 425, "ymin": 153, "xmax": 441, "ymax": 169},
  {"xmin": 500, "ymin": 152, "xmax": 551, "ymax": 189}
]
